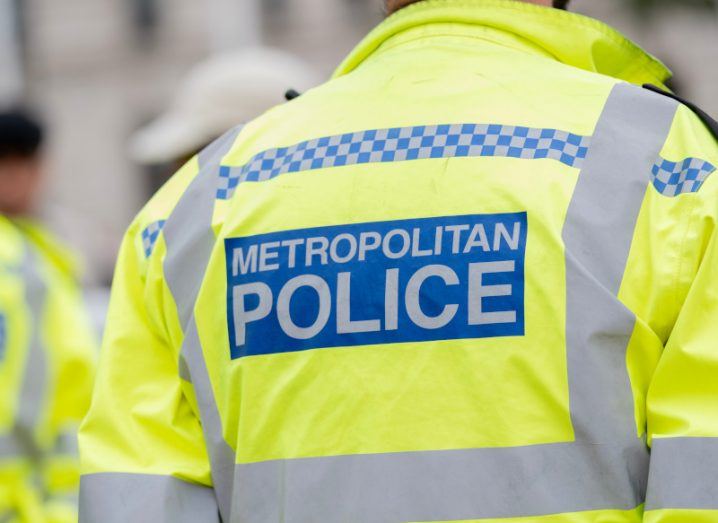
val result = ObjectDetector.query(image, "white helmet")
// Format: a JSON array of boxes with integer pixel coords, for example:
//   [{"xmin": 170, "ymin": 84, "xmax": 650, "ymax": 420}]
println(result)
[{"xmin": 130, "ymin": 47, "xmax": 321, "ymax": 164}]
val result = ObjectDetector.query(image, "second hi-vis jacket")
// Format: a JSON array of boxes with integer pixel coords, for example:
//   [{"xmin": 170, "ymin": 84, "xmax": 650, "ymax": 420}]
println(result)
[
  {"xmin": 79, "ymin": 1, "xmax": 718, "ymax": 522},
  {"xmin": 0, "ymin": 217, "xmax": 97, "ymax": 523}
]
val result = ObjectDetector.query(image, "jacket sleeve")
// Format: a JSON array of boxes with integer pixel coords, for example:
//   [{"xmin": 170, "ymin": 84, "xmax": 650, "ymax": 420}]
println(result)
[
  {"xmin": 78, "ymin": 217, "xmax": 220, "ymax": 523},
  {"xmin": 644, "ymin": 164, "xmax": 718, "ymax": 522}
]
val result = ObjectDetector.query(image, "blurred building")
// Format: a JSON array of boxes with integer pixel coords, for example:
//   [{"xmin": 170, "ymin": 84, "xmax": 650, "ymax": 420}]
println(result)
[{"xmin": 0, "ymin": 0, "xmax": 716, "ymax": 284}]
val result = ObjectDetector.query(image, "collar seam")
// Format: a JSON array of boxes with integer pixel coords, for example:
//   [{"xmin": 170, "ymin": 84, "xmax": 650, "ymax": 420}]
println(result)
[{"xmin": 374, "ymin": 26, "xmax": 559, "ymax": 63}]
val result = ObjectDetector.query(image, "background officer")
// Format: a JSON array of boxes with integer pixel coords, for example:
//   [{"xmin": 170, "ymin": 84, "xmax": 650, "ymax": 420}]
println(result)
[{"xmin": 0, "ymin": 110, "xmax": 97, "ymax": 523}]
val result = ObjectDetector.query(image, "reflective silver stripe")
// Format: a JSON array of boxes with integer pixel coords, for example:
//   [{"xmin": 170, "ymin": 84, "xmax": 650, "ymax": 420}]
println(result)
[
  {"xmin": 12, "ymin": 243, "xmax": 48, "ymax": 464},
  {"xmin": 233, "ymin": 442, "xmax": 647, "ymax": 522},
  {"xmin": 49, "ymin": 491, "xmax": 79, "ymax": 507},
  {"xmin": 646, "ymin": 437, "xmax": 718, "ymax": 511},
  {"xmin": 564, "ymin": 82, "xmax": 678, "ymax": 445},
  {"xmin": 164, "ymin": 127, "xmax": 243, "ymax": 331},
  {"xmin": 79, "ymin": 473, "xmax": 220, "ymax": 523},
  {"xmin": 0, "ymin": 434, "xmax": 23, "ymax": 458},
  {"xmin": 53, "ymin": 430, "xmax": 79, "ymax": 456},
  {"xmin": 161, "ymin": 84, "xmax": 679, "ymax": 521},
  {"xmin": 182, "ymin": 320, "xmax": 237, "ymax": 520},
  {"xmin": 163, "ymin": 126, "xmax": 242, "ymax": 521}
]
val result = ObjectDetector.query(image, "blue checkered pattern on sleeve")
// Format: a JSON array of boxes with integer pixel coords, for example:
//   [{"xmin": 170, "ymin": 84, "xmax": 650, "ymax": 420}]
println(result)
[
  {"xmin": 141, "ymin": 220, "xmax": 166, "ymax": 258},
  {"xmin": 216, "ymin": 123, "xmax": 591, "ymax": 200},
  {"xmin": 651, "ymin": 157, "xmax": 716, "ymax": 197}
]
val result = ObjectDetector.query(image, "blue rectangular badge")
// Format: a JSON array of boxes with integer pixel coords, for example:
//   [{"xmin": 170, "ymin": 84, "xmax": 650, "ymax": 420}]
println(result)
[{"xmin": 225, "ymin": 212, "xmax": 527, "ymax": 359}]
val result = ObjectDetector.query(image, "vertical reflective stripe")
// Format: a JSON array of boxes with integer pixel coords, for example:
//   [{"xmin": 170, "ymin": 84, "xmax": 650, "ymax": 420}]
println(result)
[
  {"xmin": 79, "ymin": 473, "xmax": 221, "ymax": 523},
  {"xmin": 564, "ymin": 83, "xmax": 678, "ymax": 444},
  {"xmin": 182, "ymin": 320, "xmax": 237, "ymax": 520},
  {"xmin": 646, "ymin": 437, "xmax": 718, "ymax": 511},
  {"xmin": 164, "ymin": 127, "xmax": 242, "ymax": 330},
  {"xmin": 0, "ymin": 435, "xmax": 22, "ymax": 457},
  {"xmin": 13, "ymin": 244, "xmax": 48, "ymax": 463},
  {"xmin": 163, "ymin": 125, "xmax": 242, "ymax": 522},
  {"xmin": 564, "ymin": 83, "xmax": 678, "ymax": 295},
  {"xmin": 53, "ymin": 430, "xmax": 79, "ymax": 456}
]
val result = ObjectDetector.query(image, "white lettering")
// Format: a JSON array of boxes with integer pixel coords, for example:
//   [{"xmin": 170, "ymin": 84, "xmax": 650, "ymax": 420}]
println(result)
[
  {"xmin": 277, "ymin": 275, "xmax": 331, "ymax": 339},
  {"xmin": 281, "ymin": 238, "xmax": 304, "ymax": 269},
  {"xmin": 358, "ymin": 232, "xmax": 382, "ymax": 261},
  {"xmin": 232, "ymin": 282, "xmax": 273, "ymax": 346},
  {"xmin": 444, "ymin": 224, "xmax": 470, "ymax": 254},
  {"xmin": 405, "ymin": 264, "xmax": 459, "ymax": 329},
  {"xmin": 384, "ymin": 268, "xmax": 399, "ymax": 331},
  {"xmin": 337, "ymin": 272, "xmax": 381, "ymax": 333},
  {"xmin": 383, "ymin": 229, "xmax": 411, "ymax": 259},
  {"xmin": 305, "ymin": 237, "xmax": 329, "ymax": 267},
  {"xmin": 464, "ymin": 224, "xmax": 490, "ymax": 253},
  {"xmin": 434, "ymin": 226, "xmax": 443, "ymax": 256},
  {"xmin": 233, "ymin": 245, "xmax": 258, "ymax": 276},
  {"xmin": 468, "ymin": 261, "xmax": 517, "ymax": 325},
  {"xmin": 259, "ymin": 242, "xmax": 280, "ymax": 272},
  {"xmin": 411, "ymin": 228, "xmax": 433, "ymax": 257},
  {"xmin": 330, "ymin": 234, "xmax": 358, "ymax": 264},
  {"xmin": 494, "ymin": 222, "xmax": 521, "ymax": 251}
]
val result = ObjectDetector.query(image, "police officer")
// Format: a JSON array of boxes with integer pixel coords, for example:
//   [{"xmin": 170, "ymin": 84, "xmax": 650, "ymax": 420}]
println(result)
[
  {"xmin": 79, "ymin": 1, "xmax": 718, "ymax": 522},
  {"xmin": 0, "ymin": 111, "xmax": 97, "ymax": 523}
]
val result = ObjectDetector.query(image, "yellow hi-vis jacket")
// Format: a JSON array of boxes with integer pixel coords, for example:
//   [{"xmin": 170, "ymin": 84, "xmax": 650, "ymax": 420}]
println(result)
[
  {"xmin": 79, "ymin": 1, "xmax": 718, "ymax": 522},
  {"xmin": 0, "ymin": 216, "xmax": 97, "ymax": 523}
]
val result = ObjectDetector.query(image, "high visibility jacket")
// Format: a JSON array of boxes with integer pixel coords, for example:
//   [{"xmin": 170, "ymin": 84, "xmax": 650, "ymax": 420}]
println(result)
[
  {"xmin": 0, "ymin": 216, "xmax": 97, "ymax": 523},
  {"xmin": 79, "ymin": 1, "xmax": 718, "ymax": 522}
]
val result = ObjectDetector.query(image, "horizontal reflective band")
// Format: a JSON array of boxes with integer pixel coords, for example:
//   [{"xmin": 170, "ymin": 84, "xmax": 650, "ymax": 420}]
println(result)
[
  {"xmin": 216, "ymin": 123, "xmax": 591, "ymax": 199},
  {"xmin": 651, "ymin": 156, "xmax": 716, "ymax": 197},
  {"xmin": 233, "ymin": 443, "xmax": 648, "ymax": 522},
  {"xmin": 79, "ymin": 473, "xmax": 220, "ymax": 523},
  {"xmin": 646, "ymin": 437, "xmax": 718, "ymax": 511},
  {"xmin": 48, "ymin": 491, "xmax": 79, "ymax": 506}
]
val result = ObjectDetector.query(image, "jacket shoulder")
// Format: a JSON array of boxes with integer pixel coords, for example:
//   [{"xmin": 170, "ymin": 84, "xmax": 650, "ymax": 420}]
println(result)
[{"xmin": 644, "ymin": 84, "xmax": 718, "ymax": 142}]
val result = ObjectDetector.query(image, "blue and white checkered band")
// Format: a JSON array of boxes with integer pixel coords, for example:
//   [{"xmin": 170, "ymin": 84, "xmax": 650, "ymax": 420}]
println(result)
[
  {"xmin": 0, "ymin": 313, "xmax": 7, "ymax": 361},
  {"xmin": 216, "ymin": 123, "xmax": 591, "ymax": 200},
  {"xmin": 214, "ymin": 122, "xmax": 716, "ymax": 201},
  {"xmin": 651, "ymin": 157, "xmax": 717, "ymax": 197},
  {"xmin": 141, "ymin": 220, "xmax": 166, "ymax": 258}
]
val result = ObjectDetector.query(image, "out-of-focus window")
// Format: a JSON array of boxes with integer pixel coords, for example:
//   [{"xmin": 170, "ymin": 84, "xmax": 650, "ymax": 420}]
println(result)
[{"xmin": 0, "ymin": 0, "xmax": 24, "ymax": 105}]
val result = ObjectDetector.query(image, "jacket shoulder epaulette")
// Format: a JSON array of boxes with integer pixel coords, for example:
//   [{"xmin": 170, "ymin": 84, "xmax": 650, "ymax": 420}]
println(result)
[{"xmin": 644, "ymin": 83, "xmax": 718, "ymax": 141}]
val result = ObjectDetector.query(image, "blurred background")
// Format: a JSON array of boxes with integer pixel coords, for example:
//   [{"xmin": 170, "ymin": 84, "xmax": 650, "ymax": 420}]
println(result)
[{"xmin": 0, "ymin": 0, "xmax": 716, "ymax": 325}]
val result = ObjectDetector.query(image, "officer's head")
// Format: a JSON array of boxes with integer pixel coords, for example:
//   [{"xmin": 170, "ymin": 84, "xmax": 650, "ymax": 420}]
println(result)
[
  {"xmin": 386, "ymin": 0, "xmax": 570, "ymax": 14},
  {"xmin": 0, "ymin": 110, "xmax": 45, "ymax": 217}
]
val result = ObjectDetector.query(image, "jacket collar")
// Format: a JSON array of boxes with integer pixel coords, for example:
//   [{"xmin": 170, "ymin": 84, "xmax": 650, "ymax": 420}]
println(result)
[{"xmin": 334, "ymin": 0, "xmax": 671, "ymax": 87}]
